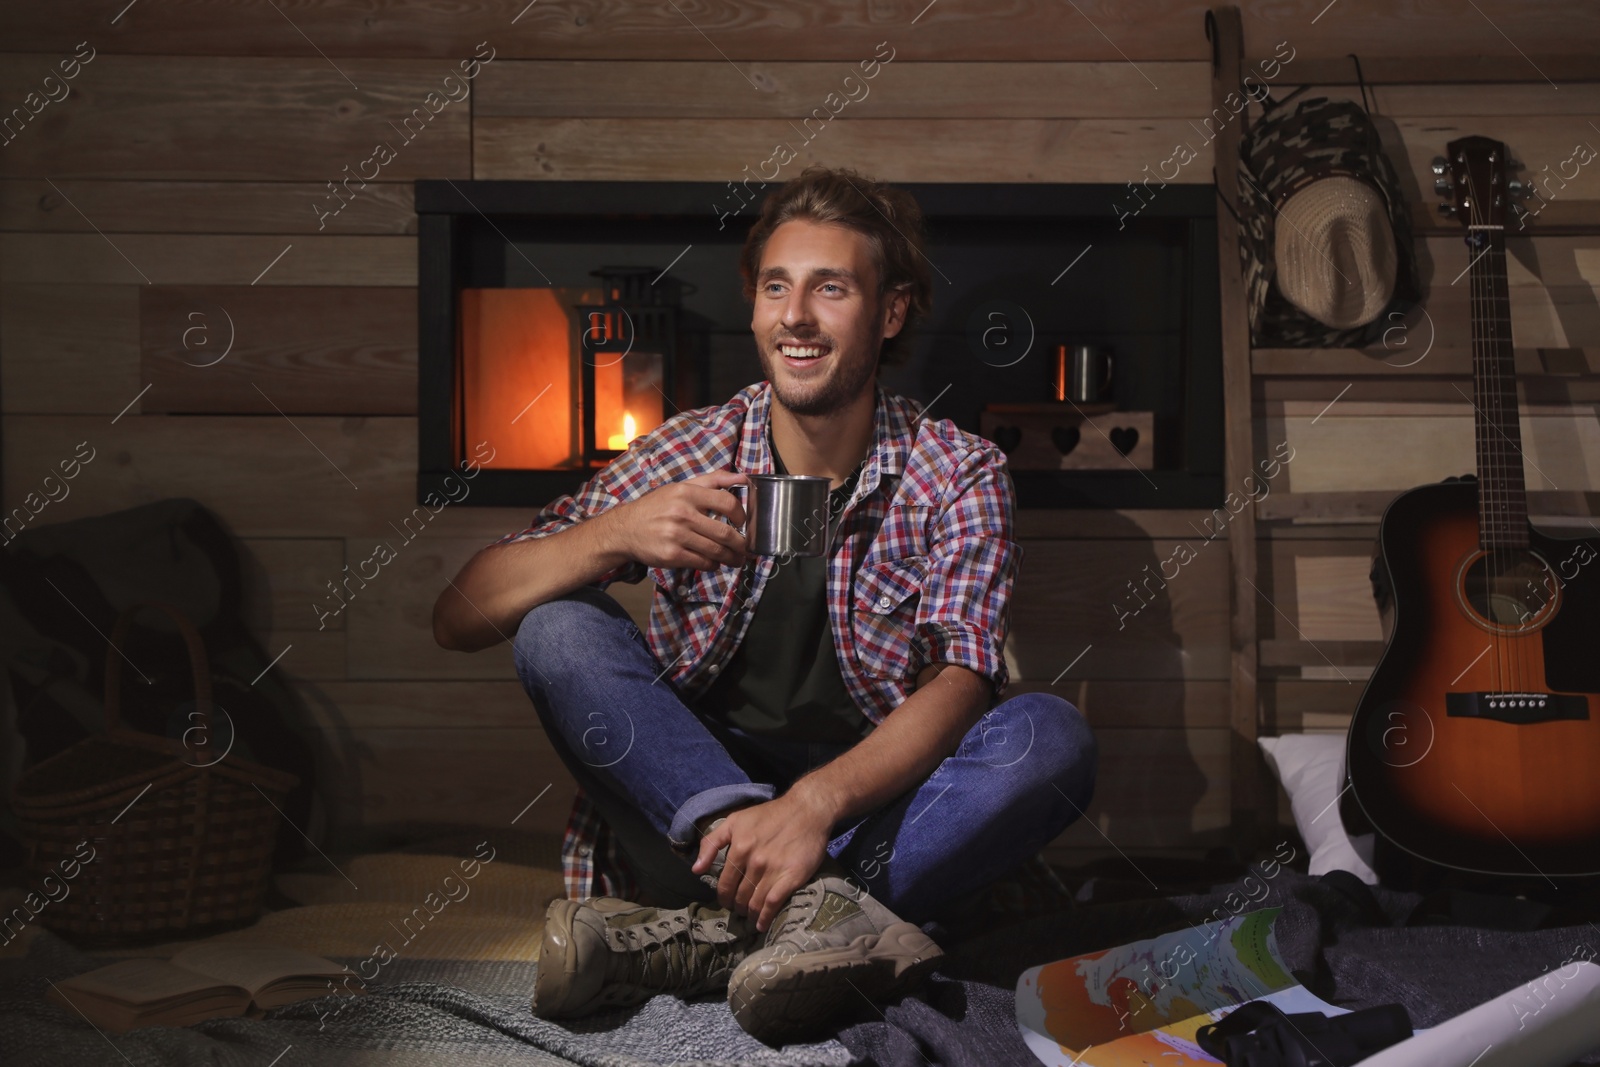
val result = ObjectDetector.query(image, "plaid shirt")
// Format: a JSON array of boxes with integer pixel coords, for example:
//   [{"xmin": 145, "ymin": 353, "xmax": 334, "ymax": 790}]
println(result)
[{"xmin": 491, "ymin": 379, "xmax": 1021, "ymax": 901}]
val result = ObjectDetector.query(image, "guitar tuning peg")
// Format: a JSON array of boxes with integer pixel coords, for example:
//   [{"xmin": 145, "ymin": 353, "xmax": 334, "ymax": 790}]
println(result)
[
  {"xmin": 1434, "ymin": 177, "xmax": 1454, "ymax": 195},
  {"xmin": 1431, "ymin": 156, "xmax": 1449, "ymax": 176},
  {"xmin": 1437, "ymin": 202, "xmax": 1458, "ymax": 217},
  {"xmin": 1508, "ymin": 179, "xmax": 1530, "ymax": 199}
]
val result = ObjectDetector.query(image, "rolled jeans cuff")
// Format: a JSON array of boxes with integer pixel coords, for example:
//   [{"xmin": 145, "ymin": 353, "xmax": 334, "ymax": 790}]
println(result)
[{"xmin": 667, "ymin": 782, "xmax": 776, "ymax": 849}]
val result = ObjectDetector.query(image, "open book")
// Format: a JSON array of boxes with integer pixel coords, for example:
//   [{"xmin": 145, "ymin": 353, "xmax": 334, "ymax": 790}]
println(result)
[{"xmin": 48, "ymin": 944, "xmax": 355, "ymax": 1032}]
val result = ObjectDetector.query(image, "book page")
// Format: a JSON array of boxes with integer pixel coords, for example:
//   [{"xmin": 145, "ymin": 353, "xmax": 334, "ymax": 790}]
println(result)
[
  {"xmin": 171, "ymin": 943, "xmax": 349, "ymax": 999},
  {"xmin": 57, "ymin": 958, "xmax": 249, "ymax": 1007},
  {"xmin": 55, "ymin": 959, "xmax": 246, "ymax": 1011}
]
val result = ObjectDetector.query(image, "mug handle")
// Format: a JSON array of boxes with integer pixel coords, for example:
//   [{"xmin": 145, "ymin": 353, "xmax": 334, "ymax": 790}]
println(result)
[{"xmin": 726, "ymin": 482, "xmax": 748, "ymax": 536}]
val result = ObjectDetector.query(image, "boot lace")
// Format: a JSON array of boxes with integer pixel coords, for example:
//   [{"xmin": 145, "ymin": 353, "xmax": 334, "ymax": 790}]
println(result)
[{"xmin": 604, "ymin": 911, "xmax": 750, "ymax": 994}]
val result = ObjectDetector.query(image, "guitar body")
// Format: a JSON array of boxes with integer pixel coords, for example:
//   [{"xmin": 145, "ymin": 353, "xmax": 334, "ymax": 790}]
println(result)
[{"xmin": 1349, "ymin": 480, "xmax": 1600, "ymax": 875}]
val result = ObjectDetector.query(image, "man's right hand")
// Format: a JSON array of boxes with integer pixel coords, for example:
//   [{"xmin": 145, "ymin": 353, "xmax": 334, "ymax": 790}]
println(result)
[{"xmin": 607, "ymin": 471, "xmax": 750, "ymax": 570}]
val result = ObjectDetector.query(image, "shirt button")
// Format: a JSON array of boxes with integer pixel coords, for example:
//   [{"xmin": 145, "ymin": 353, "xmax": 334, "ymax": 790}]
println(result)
[
  {"xmin": 706, "ymin": 663, "xmax": 720, "ymax": 674},
  {"xmin": 675, "ymin": 585, "xmax": 689, "ymax": 598},
  {"xmin": 578, "ymin": 846, "xmax": 591, "ymax": 857},
  {"xmin": 878, "ymin": 594, "xmax": 892, "ymax": 609}
]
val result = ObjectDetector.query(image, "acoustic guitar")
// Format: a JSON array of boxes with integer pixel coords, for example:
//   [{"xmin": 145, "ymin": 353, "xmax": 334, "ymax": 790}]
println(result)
[{"xmin": 1346, "ymin": 135, "xmax": 1600, "ymax": 876}]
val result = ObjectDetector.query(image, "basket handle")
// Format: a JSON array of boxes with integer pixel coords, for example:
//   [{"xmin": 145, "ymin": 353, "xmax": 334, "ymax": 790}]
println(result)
[{"xmin": 103, "ymin": 601, "xmax": 214, "ymax": 758}]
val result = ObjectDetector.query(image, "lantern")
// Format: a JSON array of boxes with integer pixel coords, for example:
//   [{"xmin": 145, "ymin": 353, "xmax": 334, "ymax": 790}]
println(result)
[
  {"xmin": 573, "ymin": 267, "xmax": 680, "ymax": 465},
  {"xmin": 457, "ymin": 265, "xmax": 686, "ymax": 472}
]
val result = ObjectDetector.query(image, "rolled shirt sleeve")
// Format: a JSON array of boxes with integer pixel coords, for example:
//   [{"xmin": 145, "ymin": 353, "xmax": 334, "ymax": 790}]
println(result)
[{"xmin": 910, "ymin": 442, "xmax": 1020, "ymax": 696}]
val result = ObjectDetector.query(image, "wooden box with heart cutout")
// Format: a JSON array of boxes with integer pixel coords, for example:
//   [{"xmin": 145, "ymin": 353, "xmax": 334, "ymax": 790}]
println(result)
[{"xmin": 979, "ymin": 403, "xmax": 1154, "ymax": 470}]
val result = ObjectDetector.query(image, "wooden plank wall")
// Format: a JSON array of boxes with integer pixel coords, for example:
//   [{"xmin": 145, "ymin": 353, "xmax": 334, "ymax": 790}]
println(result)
[{"xmin": 3, "ymin": 1, "xmax": 1597, "ymax": 867}]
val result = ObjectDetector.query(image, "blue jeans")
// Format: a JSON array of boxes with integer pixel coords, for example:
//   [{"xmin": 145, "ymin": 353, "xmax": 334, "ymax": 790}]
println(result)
[{"xmin": 513, "ymin": 585, "xmax": 1097, "ymax": 924}]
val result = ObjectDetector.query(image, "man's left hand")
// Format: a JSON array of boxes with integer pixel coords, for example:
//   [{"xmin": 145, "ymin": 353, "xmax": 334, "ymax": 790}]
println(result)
[{"xmin": 691, "ymin": 788, "xmax": 836, "ymax": 933}]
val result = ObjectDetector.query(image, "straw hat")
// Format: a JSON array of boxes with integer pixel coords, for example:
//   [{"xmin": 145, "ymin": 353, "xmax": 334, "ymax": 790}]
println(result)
[
  {"xmin": 1275, "ymin": 175, "xmax": 1398, "ymax": 329},
  {"xmin": 1238, "ymin": 89, "xmax": 1418, "ymax": 347}
]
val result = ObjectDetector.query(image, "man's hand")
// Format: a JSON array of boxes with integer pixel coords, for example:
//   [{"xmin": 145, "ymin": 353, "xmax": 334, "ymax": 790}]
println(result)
[
  {"xmin": 691, "ymin": 788, "xmax": 836, "ymax": 932},
  {"xmin": 607, "ymin": 471, "xmax": 750, "ymax": 571}
]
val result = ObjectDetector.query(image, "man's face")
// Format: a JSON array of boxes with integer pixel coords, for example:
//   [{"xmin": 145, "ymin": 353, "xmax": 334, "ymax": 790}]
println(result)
[{"xmin": 752, "ymin": 219, "xmax": 905, "ymax": 417}]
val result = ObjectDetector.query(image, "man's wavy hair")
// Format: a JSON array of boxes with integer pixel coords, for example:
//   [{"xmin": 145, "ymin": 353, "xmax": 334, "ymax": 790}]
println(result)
[{"xmin": 739, "ymin": 165, "xmax": 933, "ymax": 369}]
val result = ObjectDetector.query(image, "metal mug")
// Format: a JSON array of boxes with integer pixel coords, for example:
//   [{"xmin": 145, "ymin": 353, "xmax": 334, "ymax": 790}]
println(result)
[
  {"xmin": 732, "ymin": 474, "xmax": 832, "ymax": 557},
  {"xmin": 1054, "ymin": 344, "xmax": 1114, "ymax": 403}
]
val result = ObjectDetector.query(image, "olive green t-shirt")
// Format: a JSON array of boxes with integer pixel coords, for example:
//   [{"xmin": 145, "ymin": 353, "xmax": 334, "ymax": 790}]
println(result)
[{"xmin": 694, "ymin": 432, "xmax": 872, "ymax": 743}]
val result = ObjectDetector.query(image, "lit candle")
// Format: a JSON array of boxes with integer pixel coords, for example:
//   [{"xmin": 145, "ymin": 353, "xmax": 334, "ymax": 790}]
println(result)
[{"xmin": 607, "ymin": 411, "xmax": 637, "ymax": 450}]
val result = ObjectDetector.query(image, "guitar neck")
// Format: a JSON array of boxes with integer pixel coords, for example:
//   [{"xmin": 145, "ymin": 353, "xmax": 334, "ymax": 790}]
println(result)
[{"xmin": 1468, "ymin": 224, "xmax": 1529, "ymax": 550}]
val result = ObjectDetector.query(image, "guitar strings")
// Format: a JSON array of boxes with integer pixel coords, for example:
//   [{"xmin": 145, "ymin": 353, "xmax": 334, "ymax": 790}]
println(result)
[{"xmin": 1465, "ymin": 155, "xmax": 1510, "ymax": 696}]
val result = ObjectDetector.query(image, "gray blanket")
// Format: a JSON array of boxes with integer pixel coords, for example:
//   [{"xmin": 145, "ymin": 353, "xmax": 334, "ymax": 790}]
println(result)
[
  {"xmin": 4, "ymin": 869, "xmax": 1597, "ymax": 1067},
  {"xmin": 0, "ymin": 934, "xmax": 850, "ymax": 1067},
  {"xmin": 839, "ymin": 869, "xmax": 1600, "ymax": 1067}
]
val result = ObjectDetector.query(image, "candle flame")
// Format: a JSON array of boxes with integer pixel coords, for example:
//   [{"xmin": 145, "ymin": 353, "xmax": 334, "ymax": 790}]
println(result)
[{"xmin": 607, "ymin": 410, "xmax": 638, "ymax": 451}]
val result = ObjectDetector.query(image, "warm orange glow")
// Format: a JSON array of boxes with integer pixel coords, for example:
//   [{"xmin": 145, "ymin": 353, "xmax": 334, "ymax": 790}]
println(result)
[
  {"xmin": 461, "ymin": 286, "xmax": 667, "ymax": 468},
  {"xmin": 607, "ymin": 411, "xmax": 638, "ymax": 450},
  {"xmin": 460, "ymin": 288, "xmax": 577, "ymax": 469}
]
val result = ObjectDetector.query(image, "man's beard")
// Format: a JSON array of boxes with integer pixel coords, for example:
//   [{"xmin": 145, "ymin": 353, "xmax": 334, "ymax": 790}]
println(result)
[{"xmin": 760, "ymin": 338, "xmax": 878, "ymax": 417}]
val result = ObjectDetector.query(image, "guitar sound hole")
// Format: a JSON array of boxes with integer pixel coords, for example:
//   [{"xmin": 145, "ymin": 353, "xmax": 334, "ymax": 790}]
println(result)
[{"xmin": 1457, "ymin": 548, "xmax": 1559, "ymax": 633}]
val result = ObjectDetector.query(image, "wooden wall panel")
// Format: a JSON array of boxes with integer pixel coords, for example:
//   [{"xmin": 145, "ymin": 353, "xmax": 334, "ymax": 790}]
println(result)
[
  {"xmin": 1262, "ymin": 679, "xmax": 1362, "ymax": 733},
  {"xmin": 290, "ymin": 680, "xmax": 573, "ymax": 839},
  {"xmin": 1049, "ymin": 727, "xmax": 1230, "ymax": 851},
  {"xmin": 1260, "ymin": 539, "xmax": 1380, "ymax": 646},
  {"xmin": 2, "ymin": 2, "xmax": 1596, "ymax": 64},
  {"xmin": 0, "ymin": 179, "xmax": 416, "ymax": 235},
  {"xmin": 0, "ymin": 56, "xmax": 471, "ymax": 181},
  {"xmin": 476, "ymin": 61, "xmax": 1210, "ymax": 118},
  {"xmin": 322, "ymin": 726, "xmax": 573, "ymax": 838},
  {"xmin": 1267, "ymin": 407, "xmax": 1600, "ymax": 494},
  {"xmin": 345, "ymin": 537, "xmax": 520, "ymax": 682},
  {"xmin": 241, "ymin": 538, "xmax": 347, "ymax": 634},
  {"xmin": 1016, "ymin": 509, "xmax": 1245, "ymax": 540},
  {"xmin": 306, "ymin": 681, "xmax": 538, "ymax": 731},
  {"xmin": 1, "ymin": 415, "xmax": 418, "ymax": 538},
  {"xmin": 474, "ymin": 118, "xmax": 1211, "ymax": 182},
  {"xmin": 254, "ymin": 628, "xmax": 347, "ymax": 682},
  {"xmin": 1, "ymin": 284, "xmax": 138, "ymax": 414},
  {"xmin": 1006, "ymin": 678, "xmax": 1231, "ymax": 729},
  {"xmin": 140, "ymin": 287, "xmax": 416, "ymax": 415},
  {"xmin": 1352, "ymin": 84, "xmax": 1600, "ymax": 117},
  {"xmin": 1008, "ymin": 538, "xmax": 1231, "ymax": 682},
  {"xmin": 1256, "ymin": 488, "xmax": 1600, "ymax": 522},
  {"xmin": 2, "ymin": 235, "xmax": 415, "ymax": 287}
]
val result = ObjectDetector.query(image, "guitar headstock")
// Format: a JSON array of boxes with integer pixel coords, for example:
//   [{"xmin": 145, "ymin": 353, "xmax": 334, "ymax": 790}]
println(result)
[{"xmin": 1432, "ymin": 136, "xmax": 1516, "ymax": 230}]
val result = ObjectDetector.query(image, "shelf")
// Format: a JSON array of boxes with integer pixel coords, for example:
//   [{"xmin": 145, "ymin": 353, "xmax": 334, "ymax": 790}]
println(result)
[
  {"xmin": 1251, "ymin": 346, "xmax": 1600, "ymax": 378},
  {"xmin": 1254, "ymin": 489, "xmax": 1600, "ymax": 522}
]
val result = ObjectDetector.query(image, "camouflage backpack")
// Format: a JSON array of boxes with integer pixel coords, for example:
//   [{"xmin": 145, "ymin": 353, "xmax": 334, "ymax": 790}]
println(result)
[{"xmin": 1238, "ymin": 86, "xmax": 1420, "ymax": 348}]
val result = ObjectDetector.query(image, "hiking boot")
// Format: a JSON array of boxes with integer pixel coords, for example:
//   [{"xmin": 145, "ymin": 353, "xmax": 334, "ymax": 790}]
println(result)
[
  {"xmin": 726, "ymin": 876, "xmax": 943, "ymax": 1044},
  {"xmin": 532, "ymin": 896, "xmax": 760, "ymax": 1019}
]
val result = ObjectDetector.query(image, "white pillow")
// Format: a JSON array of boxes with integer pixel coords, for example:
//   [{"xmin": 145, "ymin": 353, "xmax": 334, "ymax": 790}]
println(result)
[{"xmin": 1258, "ymin": 733, "xmax": 1379, "ymax": 885}]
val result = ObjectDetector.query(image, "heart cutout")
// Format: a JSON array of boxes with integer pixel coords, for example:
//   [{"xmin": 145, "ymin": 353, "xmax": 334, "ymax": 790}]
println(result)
[
  {"xmin": 1051, "ymin": 425, "xmax": 1081, "ymax": 456},
  {"xmin": 993, "ymin": 425, "xmax": 1022, "ymax": 453},
  {"xmin": 1110, "ymin": 426, "xmax": 1139, "ymax": 456}
]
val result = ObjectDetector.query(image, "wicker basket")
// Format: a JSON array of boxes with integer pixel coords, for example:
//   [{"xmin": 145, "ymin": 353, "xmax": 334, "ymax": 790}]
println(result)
[{"xmin": 12, "ymin": 601, "xmax": 299, "ymax": 945}]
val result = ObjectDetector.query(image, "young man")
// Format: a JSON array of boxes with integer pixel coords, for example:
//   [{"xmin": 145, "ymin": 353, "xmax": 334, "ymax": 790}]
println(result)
[{"xmin": 433, "ymin": 165, "xmax": 1097, "ymax": 1044}]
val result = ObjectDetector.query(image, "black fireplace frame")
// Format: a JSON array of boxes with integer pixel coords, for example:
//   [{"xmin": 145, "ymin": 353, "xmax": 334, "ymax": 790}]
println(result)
[{"xmin": 416, "ymin": 179, "xmax": 1223, "ymax": 510}]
